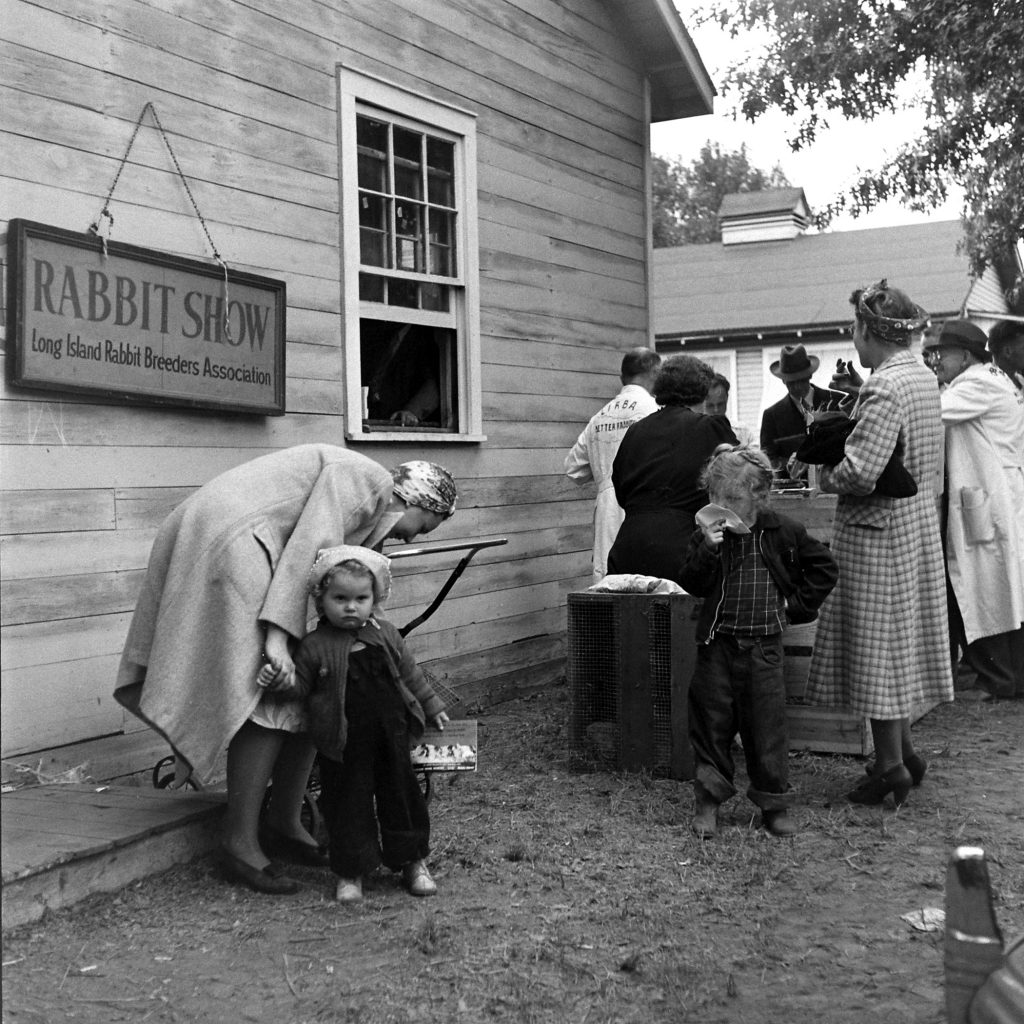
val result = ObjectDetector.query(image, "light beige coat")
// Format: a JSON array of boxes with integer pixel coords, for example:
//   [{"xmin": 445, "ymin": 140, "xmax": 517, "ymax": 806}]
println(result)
[
  {"xmin": 114, "ymin": 445, "xmax": 402, "ymax": 783},
  {"xmin": 941, "ymin": 364, "xmax": 1024, "ymax": 643}
]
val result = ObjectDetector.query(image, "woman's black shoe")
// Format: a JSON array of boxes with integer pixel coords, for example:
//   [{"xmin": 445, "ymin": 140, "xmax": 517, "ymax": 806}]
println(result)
[
  {"xmin": 903, "ymin": 753, "xmax": 927, "ymax": 786},
  {"xmin": 221, "ymin": 849, "xmax": 300, "ymax": 894},
  {"xmin": 847, "ymin": 764, "xmax": 913, "ymax": 808},
  {"xmin": 864, "ymin": 753, "xmax": 927, "ymax": 786},
  {"xmin": 259, "ymin": 825, "xmax": 330, "ymax": 868}
]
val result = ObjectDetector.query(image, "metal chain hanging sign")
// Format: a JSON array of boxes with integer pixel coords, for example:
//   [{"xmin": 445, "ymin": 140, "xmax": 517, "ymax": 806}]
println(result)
[{"xmin": 7, "ymin": 104, "xmax": 286, "ymax": 415}]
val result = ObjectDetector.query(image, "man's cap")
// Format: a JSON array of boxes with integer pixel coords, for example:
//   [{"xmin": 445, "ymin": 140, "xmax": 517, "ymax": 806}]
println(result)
[{"xmin": 922, "ymin": 319, "xmax": 990, "ymax": 362}]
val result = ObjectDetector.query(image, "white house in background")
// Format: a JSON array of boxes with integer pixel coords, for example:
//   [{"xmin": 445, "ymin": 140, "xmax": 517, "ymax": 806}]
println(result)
[{"xmin": 652, "ymin": 188, "xmax": 1015, "ymax": 439}]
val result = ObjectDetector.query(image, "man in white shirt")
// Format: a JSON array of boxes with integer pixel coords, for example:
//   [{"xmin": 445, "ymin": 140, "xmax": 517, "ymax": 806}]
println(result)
[{"xmin": 565, "ymin": 348, "xmax": 661, "ymax": 582}]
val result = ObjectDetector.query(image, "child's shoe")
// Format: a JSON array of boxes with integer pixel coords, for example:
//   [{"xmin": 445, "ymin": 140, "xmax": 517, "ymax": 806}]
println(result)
[
  {"xmin": 691, "ymin": 790, "xmax": 720, "ymax": 839},
  {"xmin": 335, "ymin": 876, "xmax": 363, "ymax": 902},
  {"xmin": 763, "ymin": 809, "xmax": 798, "ymax": 837},
  {"xmin": 403, "ymin": 860, "xmax": 437, "ymax": 897}
]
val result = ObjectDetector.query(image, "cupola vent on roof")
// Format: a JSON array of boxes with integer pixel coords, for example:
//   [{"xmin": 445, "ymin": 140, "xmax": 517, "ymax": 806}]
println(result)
[{"xmin": 718, "ymin": 187, "xmax": 811, "ymax": 245}]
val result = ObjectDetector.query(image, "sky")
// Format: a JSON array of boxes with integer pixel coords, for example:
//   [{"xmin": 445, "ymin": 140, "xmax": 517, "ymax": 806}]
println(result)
[{"xmin": 651, "ymin": 6, "xmax": 964, "ymax": 231}]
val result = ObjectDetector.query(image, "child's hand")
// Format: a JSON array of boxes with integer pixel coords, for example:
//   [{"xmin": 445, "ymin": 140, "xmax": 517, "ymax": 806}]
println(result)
[
  {"xmin": 431, "ymin": 711, "xmax": 450, "ymax": 731},
  {"xmin": 700, "ymin": 518, "xmax": 726, "ymax": 550},
  {"xmin": 256, "ymin": 655, "xmax": 296, "ymax": 693},
  {"xmin": 256, "ymin": 661, "xmax": 278, "ymax": 689}
]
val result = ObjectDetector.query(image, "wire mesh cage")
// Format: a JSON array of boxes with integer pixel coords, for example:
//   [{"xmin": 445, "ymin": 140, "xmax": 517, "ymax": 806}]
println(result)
[{"xmin": 567, "ymin": 592, "xmax": 699, "ymax": 779}]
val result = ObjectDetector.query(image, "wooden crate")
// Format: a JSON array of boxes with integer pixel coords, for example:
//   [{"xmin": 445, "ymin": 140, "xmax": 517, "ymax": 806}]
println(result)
[
  {"xmin": 769, "ymin": 491, "xmax": 838, "ymax": 542},
  {"xmin": 782, "ymin": 619, "xmax": 817, "ymax": 699},
  {"xmin": 786, "ymin": 704, "xmax": 872, "ymax": 756}
]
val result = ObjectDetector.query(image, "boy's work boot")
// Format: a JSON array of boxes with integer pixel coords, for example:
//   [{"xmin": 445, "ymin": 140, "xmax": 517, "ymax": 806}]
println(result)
[
  {"xmin": 691, "ymin": 788, "xmax": 720, "ymax": 839},
  {"xmin": 763, "ymin": 809, "xmax": 798, "ymax": 837}
]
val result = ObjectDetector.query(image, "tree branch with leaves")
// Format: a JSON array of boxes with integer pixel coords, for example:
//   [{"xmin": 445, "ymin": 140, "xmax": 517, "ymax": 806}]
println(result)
[
  {"xmin": 653, "ymin": 142, "xmax": 790, "ymax": 246},
  {"xmin": 699, "ymin": 0, "xmax": 1024, "ymax": 302}
]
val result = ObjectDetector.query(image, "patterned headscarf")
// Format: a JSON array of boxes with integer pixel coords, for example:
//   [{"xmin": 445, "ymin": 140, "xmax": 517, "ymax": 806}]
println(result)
[
  {"xmin": 391, "ymin": 461, "xmax": 457, "ymax": 518},
  {"xmin": 855, "ymin": 279, "xmax": 928, "ymax": 346},
  {"xmin": 308, "ymin": 545, "xmax": 393, "ymax": 606}
]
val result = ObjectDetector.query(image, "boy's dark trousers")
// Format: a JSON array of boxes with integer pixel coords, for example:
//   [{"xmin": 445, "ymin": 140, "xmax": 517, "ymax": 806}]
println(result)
[
  {"xmin": 688, "ymin": 632, "xmax": 793, "ymax": 811},
  {"xmin": 317, "ymin": 650, "xmax": 430, "ymax": 879}
]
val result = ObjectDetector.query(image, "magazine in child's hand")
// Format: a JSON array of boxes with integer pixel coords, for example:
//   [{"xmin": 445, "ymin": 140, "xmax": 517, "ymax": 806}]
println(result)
[
  {"xmin": 410, "ymin": 718, "xmax": 478, "ymax": 771},
  {"xmin": 695, "ymin": 503, "xmax": 751, "ymax": 535}
]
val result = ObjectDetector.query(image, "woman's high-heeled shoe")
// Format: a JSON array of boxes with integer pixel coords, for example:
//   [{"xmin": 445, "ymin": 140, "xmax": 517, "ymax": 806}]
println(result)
[
  {"xmin": 903, "ymin": 753, "xmax": 927, "ymax": 786},
  {"xmin": 847, "ymin": 763, "xmax": 913, "ymax": 808},
  {"xmin": 864, "ymin": 753, "xmax": 927, "ymax": 786}
]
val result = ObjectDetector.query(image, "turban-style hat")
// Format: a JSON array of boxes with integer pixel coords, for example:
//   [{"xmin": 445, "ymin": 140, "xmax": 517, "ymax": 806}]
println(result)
[
  {"xmin": 855, "ymin": 279, "xmax": 928, "ymax": 346},
  {"xmin": 391, "ymin": 461, "xmax": 457, "ymax": 518}
]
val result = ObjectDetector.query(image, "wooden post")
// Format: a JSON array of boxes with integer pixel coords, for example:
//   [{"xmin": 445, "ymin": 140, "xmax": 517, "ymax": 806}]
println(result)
[{"xmin": 945, "ymin": 846, "xmax": 1004, "ymax": 1024}]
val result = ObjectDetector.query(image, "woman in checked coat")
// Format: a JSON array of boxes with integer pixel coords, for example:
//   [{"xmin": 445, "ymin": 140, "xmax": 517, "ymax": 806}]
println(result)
[{"xmin": 805, "ymin": 280, "xmax": 953, "ymax": 808}]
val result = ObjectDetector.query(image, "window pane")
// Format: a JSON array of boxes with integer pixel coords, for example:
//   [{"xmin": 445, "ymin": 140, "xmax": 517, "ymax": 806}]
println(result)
[
  {"xmin": 356, "ymin": 117, "xmax": 389, "ymax": 192},
  {"xmin": 429, "ymin": 244, "xmax": 453, "ymax": 278},
  {"xmin": 427, "ymin": 138, "xmax": 454, "ymax": 206},
  {"xmin": 361, "ymin": 320, "xmax": 458, "ymax": 431},
  {"xmin": 395, "ymin": 202, "xmax": 424, "ymax": 272},
  {"xmin": 359, "ymin": 273, "xmax": 386, "ymax": 302},
  {"xmin": 428, "ymin": 209, "xmax": 454, "ymax": 276},
  {"xmin": 359, "ymin": 194, "xmax": 390, "ymax": 268},
  {"xmin": 388, "ymin": 278, "xmax": 419, "ymax": 308},
  {"xmin": 393, "ymin": 127, "xmax": 423, "ymax": 200},
  {"xmin": 420, "ymin": 283, "xmax": 450, "ymax": 312}
]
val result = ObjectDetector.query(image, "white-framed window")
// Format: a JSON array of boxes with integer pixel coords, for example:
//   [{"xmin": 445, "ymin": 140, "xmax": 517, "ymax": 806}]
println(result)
[{"xmin": 338, "ymin": 67, "xmax": 483, "ymax": 441}]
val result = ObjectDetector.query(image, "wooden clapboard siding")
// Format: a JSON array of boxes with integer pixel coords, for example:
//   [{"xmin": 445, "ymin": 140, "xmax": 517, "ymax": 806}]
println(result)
[
  {"xmin": 736, "ymin": 346, "xmax": 768, "ymax": 437},
  {"xmin": 1, "ymin": 445, "xmax": 577, "ymax": 491},
  {"xmin": 423, "ymin": 632, "xmax": 567, "ymax": 692},
  {"xmin": 484, "ymin": 392, "xmax": 607, "ymax": 424},
  {"xmin": 3, "ymin": 530, "xmax": 157, "ymax": 581},
  {"xmin": 2, "ymin": 570, "xmax": 147, "ymax": 628},
  {"xmin": 1, "ymin": 654, "xmax": 126, "ymax": 751},
  {"xmin": 2, "ymin": 614, "xmax": 134, "ymax": 670},
  {"xmin": 0, "ymin": 0, "xmax": 659, "ymax": 762},
  {"xmin": 483, "ymin": 363, "xmax": 611, "ymax": 402},
  {"xmin": 1, "ymin": 490, "xmax": 115, "ymax": 536},
  {"xmin": 483, "ymin": 307, "xmax": 646, "ymax": 352}
]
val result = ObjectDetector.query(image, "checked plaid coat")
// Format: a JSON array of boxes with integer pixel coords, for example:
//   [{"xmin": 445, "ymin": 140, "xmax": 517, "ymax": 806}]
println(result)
[{"xmin": 807, "ymin": 350, "xmax": 954, "ymax": 718}]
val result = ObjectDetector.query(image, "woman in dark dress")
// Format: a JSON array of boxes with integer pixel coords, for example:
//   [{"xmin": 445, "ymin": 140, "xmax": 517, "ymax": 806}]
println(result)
[{"xmin": 607, "ymin": 355, "xmax": 738, "ymax": 585}]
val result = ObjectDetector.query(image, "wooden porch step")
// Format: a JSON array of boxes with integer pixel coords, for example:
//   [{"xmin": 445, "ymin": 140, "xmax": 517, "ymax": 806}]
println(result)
[{"xmin": 1, "ymin": 784, "xmax": 225, "ymax": 930}]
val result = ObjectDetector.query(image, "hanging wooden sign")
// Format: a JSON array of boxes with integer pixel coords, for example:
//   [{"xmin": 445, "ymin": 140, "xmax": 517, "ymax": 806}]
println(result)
[{"xmin": 6, "ymin": 219, "xmax": 286, "ymax": 415}]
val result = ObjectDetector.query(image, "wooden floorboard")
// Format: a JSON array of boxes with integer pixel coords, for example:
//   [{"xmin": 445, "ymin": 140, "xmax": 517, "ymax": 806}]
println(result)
[{"xmin": 1, "ymin": 783, "xmax": 226, "ymax": 928}]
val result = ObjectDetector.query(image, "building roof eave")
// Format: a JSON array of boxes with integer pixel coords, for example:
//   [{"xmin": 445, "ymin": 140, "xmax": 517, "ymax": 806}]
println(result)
[{"xmin": 608, "ymin": 0, "xmax": 715, "ymax": 120}]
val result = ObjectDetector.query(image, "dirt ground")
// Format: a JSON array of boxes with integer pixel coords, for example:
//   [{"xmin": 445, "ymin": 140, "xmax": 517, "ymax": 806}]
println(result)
[{"xmin": 3, "ymin": 682, "xmax": 1023, "ymax": 1024}]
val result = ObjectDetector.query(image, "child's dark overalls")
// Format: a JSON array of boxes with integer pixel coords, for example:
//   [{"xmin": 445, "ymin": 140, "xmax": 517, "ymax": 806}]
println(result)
[{"xmin": 317, "ymin": 644, "xmax": 430, "ymax": 878}]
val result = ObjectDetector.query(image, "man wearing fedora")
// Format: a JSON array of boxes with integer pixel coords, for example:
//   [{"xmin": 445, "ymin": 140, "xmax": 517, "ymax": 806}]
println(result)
[
  {"xmin": 759, "ymin": 344, "xmax": 849, "ymax": 475},
  {"xmin": 924, "ymin": 319, "xmax": 1024, "ymax": 697}
]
